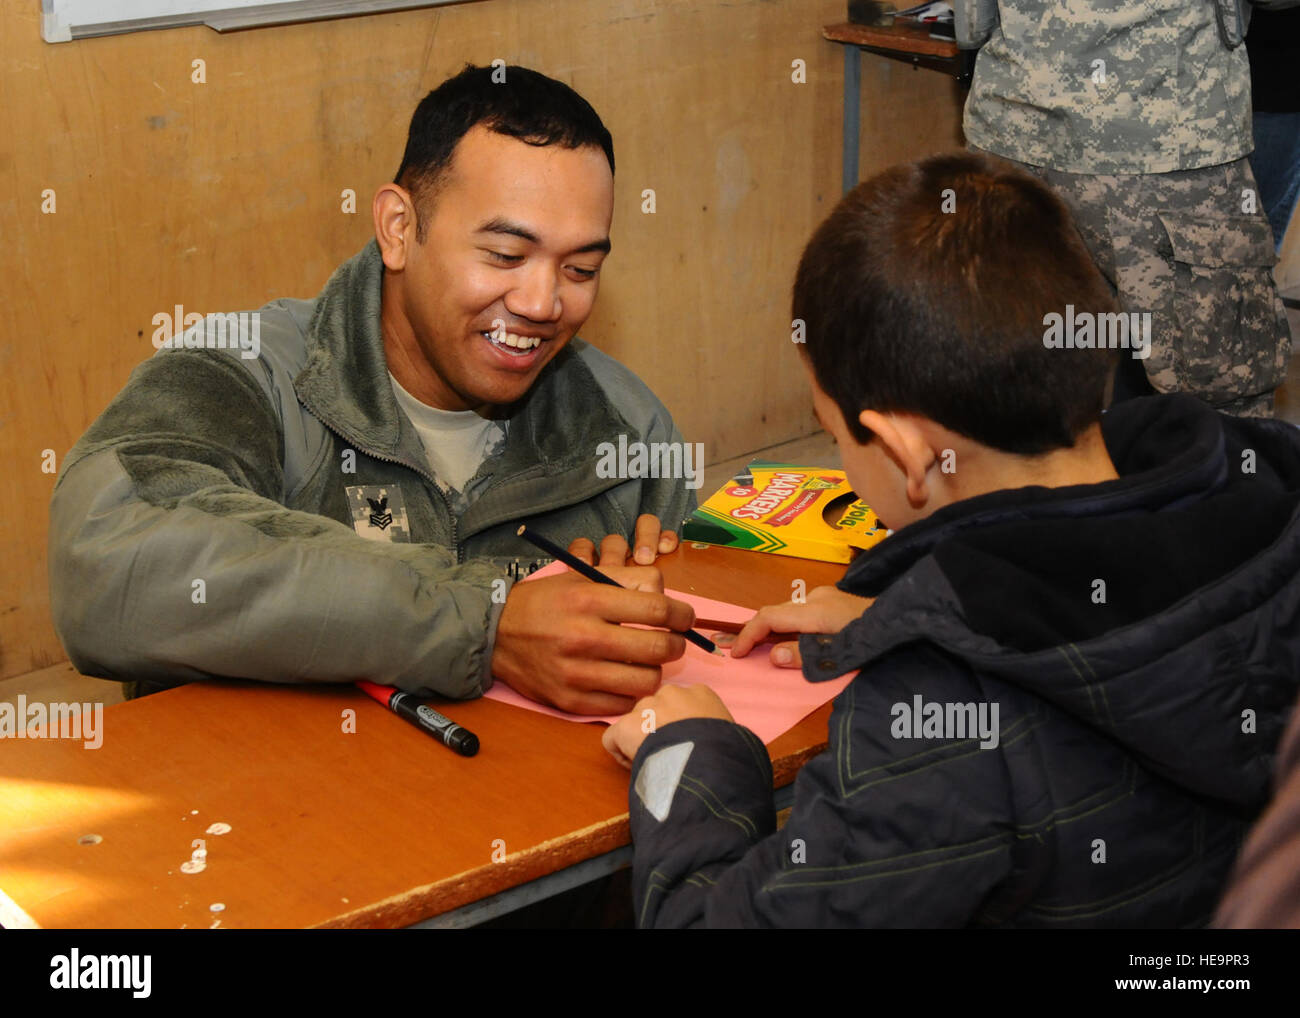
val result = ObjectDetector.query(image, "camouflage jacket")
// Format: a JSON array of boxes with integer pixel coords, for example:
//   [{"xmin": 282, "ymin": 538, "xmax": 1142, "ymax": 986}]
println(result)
[
  {"xmin": 48, "ymin": 240, "xmax": 695, "ymax": 700},
  {"xmin": 954, "ymin": 0, "xmax": 1293, "ymax": 173}
]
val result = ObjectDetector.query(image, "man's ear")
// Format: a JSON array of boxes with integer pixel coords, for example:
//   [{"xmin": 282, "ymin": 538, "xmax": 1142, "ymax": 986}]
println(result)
[
  {"xmin": 859, "ymin": 410, "xmax": 935, "ymax": 507},
  {"xmin": 373, "ymin": 184, "xmax": 417, "ymax": 271}
]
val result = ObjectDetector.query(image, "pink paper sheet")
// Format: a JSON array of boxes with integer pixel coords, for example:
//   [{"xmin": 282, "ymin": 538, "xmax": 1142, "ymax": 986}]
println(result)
[{"xmin": 484, "ymin": 561, "xmax": 855, "ymax": 744}]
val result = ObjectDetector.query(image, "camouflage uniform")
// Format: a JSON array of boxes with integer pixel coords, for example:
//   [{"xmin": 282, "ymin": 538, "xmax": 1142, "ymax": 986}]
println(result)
[{"xmin": 956, "ymin": 0, "xmax": 1293, "ymax": 417}]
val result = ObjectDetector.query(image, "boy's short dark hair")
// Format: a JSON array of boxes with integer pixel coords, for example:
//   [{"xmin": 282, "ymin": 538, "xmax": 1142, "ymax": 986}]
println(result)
[
  {"xmin": 792, "ymin": 152, "xmax": 1120, "ymax": 454},
  {"xmin": 394, "ymin": 63, "xmax": 616, "ymax": 240}
]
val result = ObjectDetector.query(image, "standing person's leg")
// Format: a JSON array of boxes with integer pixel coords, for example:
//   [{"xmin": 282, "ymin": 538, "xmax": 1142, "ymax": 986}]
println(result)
[
  {"xmin": 1249, "ymin": 111, "xmax": 1300, "ymax": 253},
  {"xmin": 974, "ymin": 148, "xmax": 1290, "ymax": 417},
  {"xmin": 1109, "ymin": 159, "xmax": 1290, "ymax": 418}
]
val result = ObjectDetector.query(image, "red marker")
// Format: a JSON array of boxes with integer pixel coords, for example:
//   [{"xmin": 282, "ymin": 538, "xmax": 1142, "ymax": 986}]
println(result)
[{"xmin": 357, "ymin": 681, "xmax": 480, "ymax": 757}]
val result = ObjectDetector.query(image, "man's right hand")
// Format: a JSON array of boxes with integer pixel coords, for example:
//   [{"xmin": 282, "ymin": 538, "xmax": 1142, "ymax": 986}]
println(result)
[{"xmin": 491, "ymin": 566, "xmax": 695, "ymax": 715}]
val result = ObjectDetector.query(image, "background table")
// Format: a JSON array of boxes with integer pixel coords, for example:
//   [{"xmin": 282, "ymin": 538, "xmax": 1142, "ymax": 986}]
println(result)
[{"xmin": 824, "ymin": 20, "xmax": 974, "ymax": 194}]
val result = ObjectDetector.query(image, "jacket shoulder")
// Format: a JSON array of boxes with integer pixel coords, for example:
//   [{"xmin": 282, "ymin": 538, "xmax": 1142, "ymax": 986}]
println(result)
[
  {"xmin": 147, "ymin": 296, "xmax": 326, "ymax": 496},
  {"xmin": 250, "ymin": 297, "xmax": 316, "ymax": 377},
  {"xmin": 150, "ymin": 297, "xmax": 315, "ymax": 395},
  {"xmin": 566, "ymin": 338, "xmax": 681, "ymax": 440}
]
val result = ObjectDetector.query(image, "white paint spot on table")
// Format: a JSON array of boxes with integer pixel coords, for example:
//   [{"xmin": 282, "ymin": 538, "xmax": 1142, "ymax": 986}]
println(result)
[
  {"xmin": 77, "ymin": 834, "xmax": 102, "ymax": 846},
  {"xmin": 180, "ymin": 859, "xmax": 206, "ymax": 875},
  {"xmin": 205, "ymin": 822, "xmax": 231, "ymax": 836}
]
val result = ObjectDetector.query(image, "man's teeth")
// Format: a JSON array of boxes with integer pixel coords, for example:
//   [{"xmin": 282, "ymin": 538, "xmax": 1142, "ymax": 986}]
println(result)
[{"xmin": 483, "ymin": 330, "xmax": 541, "ymax": 350}]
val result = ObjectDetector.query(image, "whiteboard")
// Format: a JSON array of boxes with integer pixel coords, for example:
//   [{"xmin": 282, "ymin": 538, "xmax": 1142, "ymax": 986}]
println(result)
[{"xmin": 41, "ymin": 0, "xmax": 471, "ymax": 43}]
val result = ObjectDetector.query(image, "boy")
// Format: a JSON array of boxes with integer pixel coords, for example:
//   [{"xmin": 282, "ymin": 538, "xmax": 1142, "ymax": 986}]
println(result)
[{"xmin": 603, "ymin": 152, "xmax": 1300, "ymax": 927}]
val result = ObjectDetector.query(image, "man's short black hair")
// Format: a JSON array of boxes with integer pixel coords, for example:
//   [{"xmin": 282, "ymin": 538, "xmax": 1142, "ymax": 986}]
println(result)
[
  {"xmin": 793, "ymin": 151, "xmax": 1120, "ymax": 455},
  {"xmin": 394, "ymin": 63, "xmax": 615, "ymax": 239}
]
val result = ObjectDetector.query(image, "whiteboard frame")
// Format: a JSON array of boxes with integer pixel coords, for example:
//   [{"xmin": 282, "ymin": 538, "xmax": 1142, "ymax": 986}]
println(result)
[{"xmin": 41, "ymin": 0, "xmax": 473, "ymax": 43}]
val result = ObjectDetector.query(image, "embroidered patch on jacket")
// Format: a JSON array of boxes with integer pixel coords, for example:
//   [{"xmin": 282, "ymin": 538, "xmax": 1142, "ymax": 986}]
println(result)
[
  {"xmin": 504, "ymin": 557, "xmax": 554, "ymax": 580},
  {"xmin": 345, "ymin": 485, "xmax": 411, "ymax": 543}
]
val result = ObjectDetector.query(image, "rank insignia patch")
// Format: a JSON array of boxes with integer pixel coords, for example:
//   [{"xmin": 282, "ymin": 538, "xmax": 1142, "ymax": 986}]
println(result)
[{"xmin": 345, "ymin": 485, "xmax": 411, "ymax": 543}]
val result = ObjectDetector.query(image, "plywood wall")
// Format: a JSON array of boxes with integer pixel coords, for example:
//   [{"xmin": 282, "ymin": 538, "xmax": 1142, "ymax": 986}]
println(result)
[{"xmin": 0, "ymin": 0, "xmax": 965, "ymax": 682}]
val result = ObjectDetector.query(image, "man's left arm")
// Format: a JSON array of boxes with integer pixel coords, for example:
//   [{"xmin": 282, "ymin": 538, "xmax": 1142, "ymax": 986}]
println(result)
[
  {"xmin": 626, "ymin": 409, "xmax": 698, "ymax": 560},
  {"xmin": 639, "ymin": 410, "xmax": 699, "ymax": 526},
  {"xmin": 571, "ymin": 397, "xmax": 699, "ymax": 567}
]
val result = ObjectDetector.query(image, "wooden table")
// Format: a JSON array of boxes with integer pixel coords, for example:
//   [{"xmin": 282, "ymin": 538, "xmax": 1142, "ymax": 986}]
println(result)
[
  {"xmin": 823, "ymin": 20, "xmax": 974, "ymax": 194},
  {"xmin": 0, "ymin": 543, "xmax": 845, "ymax": 929}
]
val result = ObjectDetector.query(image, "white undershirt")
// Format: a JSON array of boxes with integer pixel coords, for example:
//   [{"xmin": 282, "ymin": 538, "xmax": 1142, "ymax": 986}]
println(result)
[{"xmin": 388, "ymin": 371, "xmax": 503, "ymax": 494}]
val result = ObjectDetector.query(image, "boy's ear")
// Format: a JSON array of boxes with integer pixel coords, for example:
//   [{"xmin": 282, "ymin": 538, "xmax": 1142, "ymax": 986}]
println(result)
[{"xmin": 859, "ymin": 410, "xmax": 934, "ymax": 507}]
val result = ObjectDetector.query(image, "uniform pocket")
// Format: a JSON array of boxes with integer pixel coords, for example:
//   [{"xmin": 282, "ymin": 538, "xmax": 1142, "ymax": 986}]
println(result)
[{"xmin": 1153, "ymin": 212, "xmax": 1287, "ymax": 404}]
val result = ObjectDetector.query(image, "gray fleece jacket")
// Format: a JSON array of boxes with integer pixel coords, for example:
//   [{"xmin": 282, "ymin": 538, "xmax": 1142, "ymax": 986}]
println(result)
[{"xmin": 48, "ymin": 240, "xmax": 695, "ymax": 699}]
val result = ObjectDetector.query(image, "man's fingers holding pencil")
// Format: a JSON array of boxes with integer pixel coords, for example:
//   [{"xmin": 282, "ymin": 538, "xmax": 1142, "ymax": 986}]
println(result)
[
  {"xmin": 492, "ymin": 571, "xmax": 691, "ymax": 715},
  {"xmin": 576, "ymin": 572, "xmax": 695, "ymax": 632},
  {"xmin": 587, "ymin": 563, "xmax": 665, "ymax": 594},
  {"xmin": 547, "ymin": 662, "xmax": 665, "ymax": 716}
]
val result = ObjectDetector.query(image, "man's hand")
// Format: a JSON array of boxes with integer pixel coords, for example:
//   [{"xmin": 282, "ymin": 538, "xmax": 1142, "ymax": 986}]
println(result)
[
  {"xmin": 715, "ymin": 586, "xmax": 875, "ymax": 669},
  {"xmin": 492, "ymin": 564, "xmax": 695, "ymax": 715},
  {"xmin": 568, "ymin": 513, "xmax": 680, "ymax": 567},
  {"xmin": 602, "ymin": 684, "xmax": 734, "ymax": 768}
]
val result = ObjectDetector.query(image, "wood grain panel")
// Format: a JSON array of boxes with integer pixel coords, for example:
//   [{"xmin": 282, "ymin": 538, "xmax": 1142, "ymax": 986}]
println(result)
[{"xmin": 0, "ymin": 0, "xmax": 964, "ymax": 680}]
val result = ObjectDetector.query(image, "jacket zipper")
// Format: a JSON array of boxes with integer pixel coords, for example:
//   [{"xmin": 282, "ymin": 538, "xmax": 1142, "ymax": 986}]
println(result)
[
  {"xmin": 299, "ymin": 401, "xmax": 462, "ymax": 563},
  {"xmin": 300, "ymin": 399, "xmax": 640, "ymax": 564}
]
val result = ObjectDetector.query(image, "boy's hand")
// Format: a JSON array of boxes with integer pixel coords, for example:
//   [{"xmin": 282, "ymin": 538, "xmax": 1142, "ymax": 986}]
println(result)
[
  {"xmin": 717, "ymin": 586, "xmax": 875, "ymax": 668},
  {"xmin": 567, "ymin": 513, "xmax": 680, "ymax": 567},
  {"xmin": 602, "ymin": 684, "xmax": 734, "ymax": 768},
  {"xmin": 493, "ymin": 565, "xmax": 694, "ymax": 715}
]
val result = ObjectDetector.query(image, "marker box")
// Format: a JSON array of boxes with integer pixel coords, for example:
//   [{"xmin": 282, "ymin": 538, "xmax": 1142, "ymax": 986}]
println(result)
[{"xmin": 682, "ymin": 461, "xmax": 889, "ymax": 564}]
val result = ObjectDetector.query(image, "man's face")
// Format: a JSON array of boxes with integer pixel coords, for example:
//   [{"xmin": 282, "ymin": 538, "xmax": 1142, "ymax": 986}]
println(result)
[{"xmin": 391, "ymin": 125, "xmax": 614, "ymax": 411}]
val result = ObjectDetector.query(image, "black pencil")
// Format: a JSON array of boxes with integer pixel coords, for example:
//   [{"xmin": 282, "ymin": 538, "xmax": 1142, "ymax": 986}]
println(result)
[{"xmin": 516, "ymin": 525, "xmax": 720, "ymax": 655}]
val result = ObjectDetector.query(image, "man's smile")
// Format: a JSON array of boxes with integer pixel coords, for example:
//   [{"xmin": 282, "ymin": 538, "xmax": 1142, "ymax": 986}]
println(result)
[{"xmin": 478, "ymin": 327, "xmax": 552, "ymax": 369}]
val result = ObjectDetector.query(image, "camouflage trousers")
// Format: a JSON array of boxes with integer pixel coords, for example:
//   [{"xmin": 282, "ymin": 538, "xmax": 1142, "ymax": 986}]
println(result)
[{"xmin": 974, "ymin": 149, "xmax": 1292, "ymax": 418}]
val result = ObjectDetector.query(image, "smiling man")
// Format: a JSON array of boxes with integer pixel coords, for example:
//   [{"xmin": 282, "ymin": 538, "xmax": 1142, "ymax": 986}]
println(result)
[{"xmin": 49, "ymin": 65, "xmax": 697, "ymax": 713}]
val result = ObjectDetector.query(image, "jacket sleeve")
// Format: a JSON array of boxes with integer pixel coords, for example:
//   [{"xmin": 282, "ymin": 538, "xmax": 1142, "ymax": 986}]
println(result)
[
  {"xmin": 49, "ymin": 347, "xmax": 507, "ymax": 699},
  {"xmin": 576, "ymin": 342, "xmax": 698, "ymax": 539},
  {"xmin": 618, "ymin": 411, "xmax": 699, "ymax": 539},
  {"xmin": 626, "ymin": 657, "xmax": 1020, "ymax": 928}
]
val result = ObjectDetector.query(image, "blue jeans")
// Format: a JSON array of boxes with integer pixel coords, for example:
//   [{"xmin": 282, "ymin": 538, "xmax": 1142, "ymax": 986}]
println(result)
[{"xmin": 1250, "ymin": 111, "xmax": 1300, "ymax": 254}]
